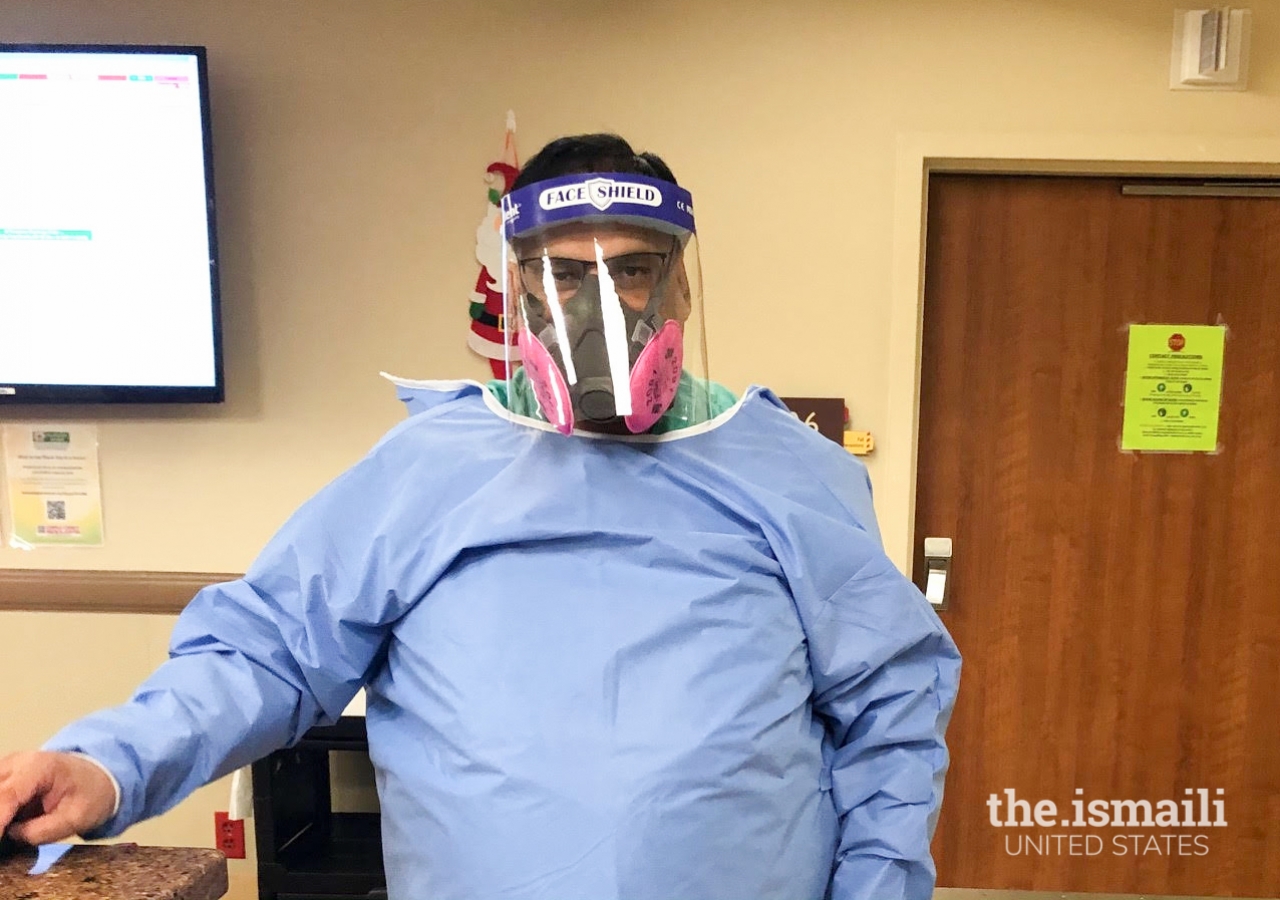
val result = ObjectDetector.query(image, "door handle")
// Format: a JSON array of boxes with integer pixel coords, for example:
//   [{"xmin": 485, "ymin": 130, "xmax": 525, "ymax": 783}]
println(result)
[{"xmin": 923, "ymin": 537, "xmax": 953, "ymax": 610}]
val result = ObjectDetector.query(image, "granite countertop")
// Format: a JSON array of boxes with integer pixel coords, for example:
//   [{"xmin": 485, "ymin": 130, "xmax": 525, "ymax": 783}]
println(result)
[{"xmin": 0, "ymin": 844, "xmax": 227, "ymax": 900}]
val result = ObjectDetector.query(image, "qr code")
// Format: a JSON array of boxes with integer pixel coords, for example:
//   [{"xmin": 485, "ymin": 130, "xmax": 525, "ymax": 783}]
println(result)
[{"xmin": 46, "ymin": 500, "xmax": 66, "ymax": 521}]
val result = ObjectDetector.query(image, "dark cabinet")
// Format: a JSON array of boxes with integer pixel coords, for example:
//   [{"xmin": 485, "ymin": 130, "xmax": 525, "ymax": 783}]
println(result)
[{"xmin": 252, "ymin": 717, "xmax": 386, "ymax": 899}]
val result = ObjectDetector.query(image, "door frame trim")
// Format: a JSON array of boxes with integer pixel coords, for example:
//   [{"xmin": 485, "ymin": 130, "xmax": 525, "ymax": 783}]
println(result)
[{"xmin": 882, "ymin": 133, "xmax": 1280, "ymax": 571}]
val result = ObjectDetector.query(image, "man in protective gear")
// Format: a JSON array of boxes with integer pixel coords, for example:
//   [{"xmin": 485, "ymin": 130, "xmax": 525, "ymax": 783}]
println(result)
[{"xmin": 0, "ymin": 134, "xmax": 960, "ymax": 900}]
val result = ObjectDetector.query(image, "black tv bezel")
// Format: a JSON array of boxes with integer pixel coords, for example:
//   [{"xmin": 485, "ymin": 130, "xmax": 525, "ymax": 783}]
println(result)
[{"xmin": 0, "ymin": 42, "xmax": 224, "ymax": 405}]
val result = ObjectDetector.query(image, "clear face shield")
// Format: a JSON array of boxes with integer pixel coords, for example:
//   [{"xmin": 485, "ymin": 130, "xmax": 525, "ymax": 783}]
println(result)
[{"xmin": 501, "ymin": 174, "xmax": 709, "ymax": 435}]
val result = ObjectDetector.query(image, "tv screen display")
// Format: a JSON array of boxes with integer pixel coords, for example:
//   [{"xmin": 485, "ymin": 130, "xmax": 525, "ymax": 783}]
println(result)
[{"xmin": 0, "ymin": 44, "xmax": 222, "ymax": 404}]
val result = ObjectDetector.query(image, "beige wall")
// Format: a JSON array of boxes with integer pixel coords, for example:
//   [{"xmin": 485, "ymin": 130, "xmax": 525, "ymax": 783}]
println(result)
[{"xmin": 2, "ymin": 0, "xmax": 1279, "ymax": 886}]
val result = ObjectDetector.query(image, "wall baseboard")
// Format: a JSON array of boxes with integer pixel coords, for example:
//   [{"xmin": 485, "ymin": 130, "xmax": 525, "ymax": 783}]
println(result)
[{"xmin": 0, "ymin": 569, "xmax": 240, "ymax": 615}]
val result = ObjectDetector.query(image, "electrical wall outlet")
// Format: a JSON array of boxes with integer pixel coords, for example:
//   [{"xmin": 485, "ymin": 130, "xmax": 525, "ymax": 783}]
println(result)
[{"xmin": 214, "ymin": 811, "xmax": 246, "ymax": 859}]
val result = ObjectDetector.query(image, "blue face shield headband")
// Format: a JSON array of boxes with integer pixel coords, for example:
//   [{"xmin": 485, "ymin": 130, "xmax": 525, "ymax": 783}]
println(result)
[{"xmin": 502, "ymin": 174, "xmax": 696, "ymax": 240}]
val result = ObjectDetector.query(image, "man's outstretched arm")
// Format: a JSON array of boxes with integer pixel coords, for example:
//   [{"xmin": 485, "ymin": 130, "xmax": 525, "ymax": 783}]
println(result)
[{"xmin": 2, "ymin": 445, "xmax": 426, "ymax": 842}]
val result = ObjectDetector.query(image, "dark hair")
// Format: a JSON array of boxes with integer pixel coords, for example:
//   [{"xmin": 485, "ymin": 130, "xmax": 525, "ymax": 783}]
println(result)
[{"xmin": 511, "ymin": 133, "xmax": 678, "ymax": 191}]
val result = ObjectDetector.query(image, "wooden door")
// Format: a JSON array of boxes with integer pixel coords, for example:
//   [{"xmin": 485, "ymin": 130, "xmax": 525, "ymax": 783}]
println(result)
[{"xmin": 916, "ymin": 175, "xmax": 1280, "ymax": 897}]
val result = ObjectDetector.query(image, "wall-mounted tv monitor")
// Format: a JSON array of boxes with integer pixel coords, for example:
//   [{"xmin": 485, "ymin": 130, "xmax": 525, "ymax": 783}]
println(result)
[{"xmin": 0, "ymin": 44, "xmax": 222, "ymax": 404}]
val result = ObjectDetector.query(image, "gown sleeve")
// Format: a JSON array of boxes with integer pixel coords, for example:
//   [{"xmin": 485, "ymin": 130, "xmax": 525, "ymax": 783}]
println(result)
[
  {"xmin": 753, "ymin": 398, "xmax": 962, "ymax": 900},
  {"xmin": 43, "ymin": 427, "xmax": 437, "ymax": 837},
  {"xmin": 797, "ymin": 544, "xmax": 961, "ymax": 900}
]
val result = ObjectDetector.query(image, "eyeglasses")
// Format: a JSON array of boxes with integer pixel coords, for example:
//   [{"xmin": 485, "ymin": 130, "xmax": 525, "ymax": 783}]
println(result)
[{"xmin": 519, "ymin": 252, "xmax": 669, "ymax": 301}]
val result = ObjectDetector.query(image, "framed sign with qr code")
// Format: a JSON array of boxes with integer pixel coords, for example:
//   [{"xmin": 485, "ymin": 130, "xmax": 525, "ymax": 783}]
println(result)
[{"xmin": 1, "ymin": 424, "xmax": 104, "ymax": 547}]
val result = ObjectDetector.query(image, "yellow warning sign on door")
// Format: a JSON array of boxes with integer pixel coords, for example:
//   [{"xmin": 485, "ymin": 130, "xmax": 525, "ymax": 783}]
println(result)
[{"xmin": 1121, "ymin": 324, "xmax": 1226, "ymax": 453}]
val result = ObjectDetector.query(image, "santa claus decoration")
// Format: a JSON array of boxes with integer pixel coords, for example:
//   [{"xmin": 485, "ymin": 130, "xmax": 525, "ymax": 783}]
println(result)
[{"xmin": 467, "ymin": 112, "xmax": 520, "ymax": 379}]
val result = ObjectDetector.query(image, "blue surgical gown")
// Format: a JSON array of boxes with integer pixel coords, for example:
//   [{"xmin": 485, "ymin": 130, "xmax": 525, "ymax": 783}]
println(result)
[{"xmin": 46, "ymin": 381, "xmax": 960, "ymax": 900}]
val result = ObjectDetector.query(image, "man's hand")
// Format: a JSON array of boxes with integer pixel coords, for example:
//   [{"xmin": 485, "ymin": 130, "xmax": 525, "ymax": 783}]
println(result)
[{"xmin": 0, "ymin": 752, "xmax": 116, "ymax": 844}]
